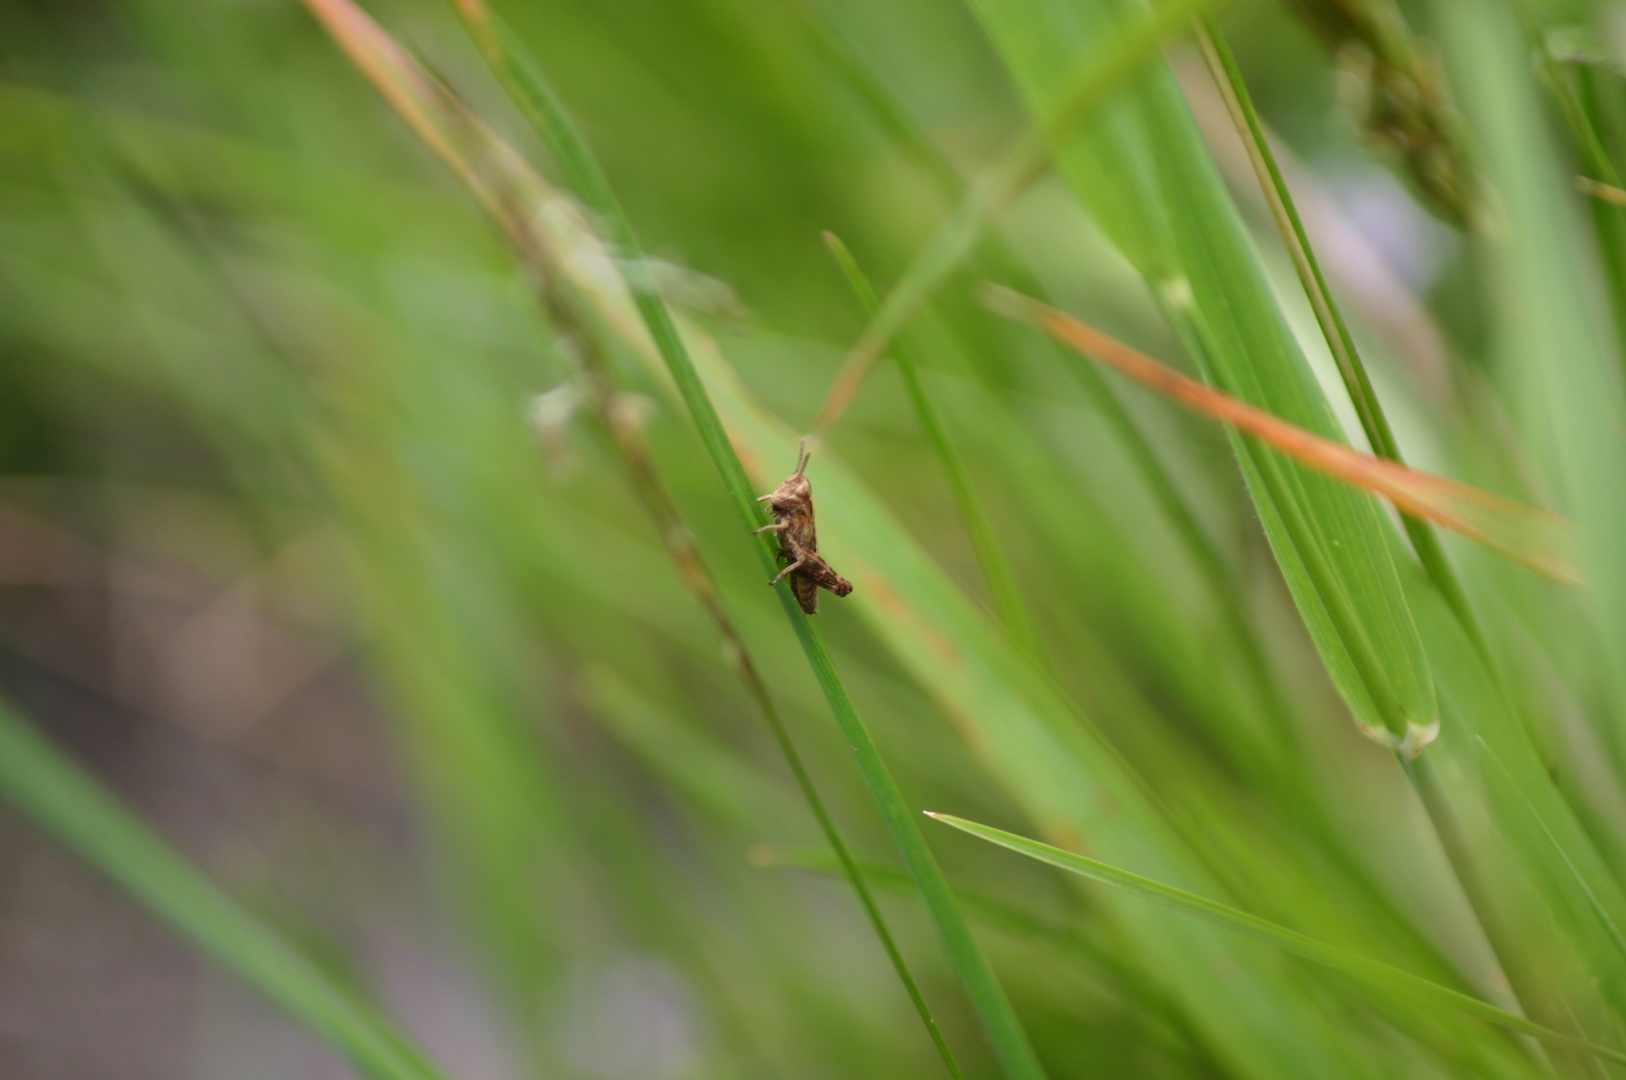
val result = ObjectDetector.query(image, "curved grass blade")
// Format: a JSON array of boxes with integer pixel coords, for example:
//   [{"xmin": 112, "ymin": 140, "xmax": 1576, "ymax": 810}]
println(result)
[
  {"xmin": 753, "ymin": 844, "xmax": 1235, "ymax": 1065},
  {"xmin": 968, "ymin": 0, "xmax": 1435, "ymax": 751},
  {"xmin": 926, "ymin": 812, "xmax": 1626, "ymax": 1067},
  {"xmin": 988, "ymin": 288, "xmax": 1580, "ymax": 587},
  {"xmin": 0, "ymin": 703, "xmax": 449, "ymax": 1080},
  {"xmin": 1193, "ymin": 20, "xmax": 1489, "ymax": 646},
  {"xmin": 754, "ymin": 844, "xmax": 1092, "ymax": 956}
]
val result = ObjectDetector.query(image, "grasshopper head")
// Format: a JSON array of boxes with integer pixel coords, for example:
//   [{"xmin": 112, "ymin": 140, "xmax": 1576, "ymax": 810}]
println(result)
[
  {"xmin": 761, "ymin": 440, "xmax": 813, "ymax": 513},
  {"xmin": 766, "ymin": 474, "xmax": 811, "ymax": 513}
]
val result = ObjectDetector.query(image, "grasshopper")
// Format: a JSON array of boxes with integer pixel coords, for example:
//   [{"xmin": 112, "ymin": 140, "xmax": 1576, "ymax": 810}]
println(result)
[{"xmin": 755, "ymin": 441, "xmax": 853, "ymax": 615}]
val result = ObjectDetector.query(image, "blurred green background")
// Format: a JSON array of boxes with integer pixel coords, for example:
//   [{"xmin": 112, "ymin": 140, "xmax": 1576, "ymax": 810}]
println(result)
[{"xmin": 5, "ymin": 0, "xmax": 1626, "ymax": 1077}]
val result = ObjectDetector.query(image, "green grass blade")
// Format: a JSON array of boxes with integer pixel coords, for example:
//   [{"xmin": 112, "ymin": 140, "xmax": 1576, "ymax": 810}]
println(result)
[
  {"xmin": 927, "ymin": 812, "xmax": 1626, "ymax": 1066},
  {"xmin": 1193, "ymin": 19, "xmax": 1488, "ymax": 649},
  {"xmin": 753, "ymin": 845, "xmax": 1176, "ymax": 1002},
  {"xmin": 772, "ymin": 617, "xmax": 1044, "ymax": 1080},
  {"xmin": 443, "ymin": 6, "xmax": 1041, "ymax": 1078},
  {"xmin": 968, "ymin": 0, "xmax": 1435, "ymax": 748},
  {"xmin": 754, "ymin": 845, "xmax": 1239, "ymax": 1065},
  {"xmin": 0, "ymin": 702, "xmax": 449, "ymax": 1080}
]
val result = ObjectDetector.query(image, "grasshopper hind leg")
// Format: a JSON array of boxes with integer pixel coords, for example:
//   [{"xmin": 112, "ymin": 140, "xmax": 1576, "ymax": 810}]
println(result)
[{"xmin": 791, "ymin": 573, "xmax": 819, "ymax": 615}]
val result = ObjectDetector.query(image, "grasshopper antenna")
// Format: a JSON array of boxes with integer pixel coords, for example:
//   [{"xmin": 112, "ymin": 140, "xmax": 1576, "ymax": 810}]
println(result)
[{"xmin": 793, "ymin": 438, "xmax": 811, "ymax": 478}]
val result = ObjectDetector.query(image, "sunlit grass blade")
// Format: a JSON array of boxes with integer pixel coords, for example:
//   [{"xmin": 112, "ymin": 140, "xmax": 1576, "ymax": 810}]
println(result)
[
  {"xmin": 988, "ymin": 288, "xmax": 1581, "ymax": 586},
  {"xmin": 0, "ymin": 702, "xmax": 449, "ymax": 1080},
  {"xmin": 926, "ymin": 812, "xmax": 1626, "ymax": 1066},
  {"xmin": 810, "ymin": 0, "xmax": 1217, "ymax": 435}
]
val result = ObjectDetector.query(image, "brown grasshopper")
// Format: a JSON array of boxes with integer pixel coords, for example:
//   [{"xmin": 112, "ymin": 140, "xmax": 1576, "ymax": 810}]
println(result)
[{"xmin": 755, "ymin": 441, "xmax": 853, "ymax": 615}]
